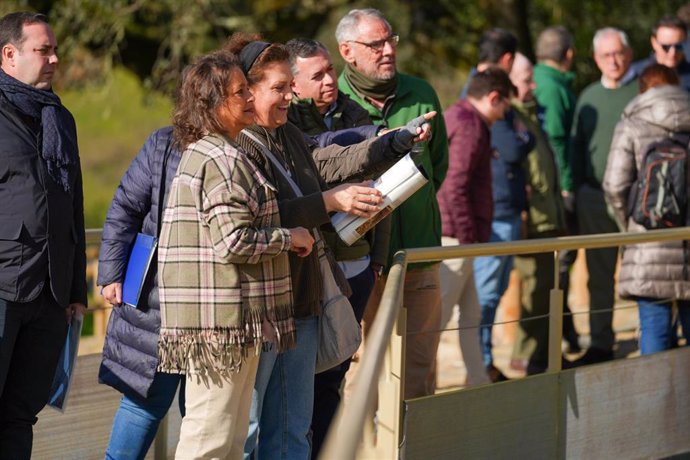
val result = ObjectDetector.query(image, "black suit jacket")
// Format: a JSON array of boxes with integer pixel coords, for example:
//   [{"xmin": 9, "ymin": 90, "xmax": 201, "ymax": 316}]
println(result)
[{"xmin": 0, "ymin": 92, "xmax": 87, "ymax": 307}]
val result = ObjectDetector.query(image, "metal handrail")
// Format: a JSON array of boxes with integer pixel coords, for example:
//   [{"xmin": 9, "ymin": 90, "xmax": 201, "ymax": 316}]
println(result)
[
  {"xmin": 319, "ymin": 227, "xmax": 690, "ymax": 459},
  {"xmin": 86, "ymin": 228, "xmax": 103, "ymax": 245}
]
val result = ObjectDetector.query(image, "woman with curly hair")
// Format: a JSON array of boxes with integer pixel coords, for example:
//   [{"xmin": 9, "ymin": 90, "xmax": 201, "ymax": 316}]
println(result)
[{"xmin": 157, "ymin": 50, "xmax": 314, "ymax": 458}]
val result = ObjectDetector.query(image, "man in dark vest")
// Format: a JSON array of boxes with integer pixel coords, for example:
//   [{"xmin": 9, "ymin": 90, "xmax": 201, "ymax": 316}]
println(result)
[{"xmin": 0, "ymin": 12, "xmax": 86, "ymax": 459}]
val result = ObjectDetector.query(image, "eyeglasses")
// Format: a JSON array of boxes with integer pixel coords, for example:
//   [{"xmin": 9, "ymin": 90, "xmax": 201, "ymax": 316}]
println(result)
[
  {"xmin": 597, "ymin": 50, "xmax": 626, "ymax": 60},
  {"xmin": 348, "ymin": 34, "xmax": 399, "ymax": 52},
  {"xmin": 660, "ymin": 42, "xmax": 684, "ymax": 53}
]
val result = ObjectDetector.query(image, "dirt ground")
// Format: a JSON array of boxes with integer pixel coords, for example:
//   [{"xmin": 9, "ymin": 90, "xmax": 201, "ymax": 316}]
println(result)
[{"xmin": 436, "ymin": 249, "xmax": 640, "ymax": 390}]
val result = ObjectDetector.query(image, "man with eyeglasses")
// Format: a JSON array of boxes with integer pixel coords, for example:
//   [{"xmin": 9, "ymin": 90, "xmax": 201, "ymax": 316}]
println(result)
[
  {"xmin": 285, "ymin": 37, "xmax": 419, "ymax": 458},
  {"xmin": 336, "ymin": 8, "xmax": 448, "ymax": 399},
  {"xmin": 568, "ymin": 27, "xmax": 638, "ymax": 367},
  {"xmin": 0, "ymin": 12, "xmax": 86, "ymax": 458},
  {"xmin": 629, "ymin": 15, "xmax": 690, "ymax": 92}
]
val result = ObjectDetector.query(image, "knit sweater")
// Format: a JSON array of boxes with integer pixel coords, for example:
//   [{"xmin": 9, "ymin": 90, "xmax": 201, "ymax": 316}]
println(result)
[
  {"xmin": 569, "ymin": 78, "xmax": 639, "ymax": 190},
  {"xmin": 157, "ymin": 134, "xmax": 294, "ymax": 375}
]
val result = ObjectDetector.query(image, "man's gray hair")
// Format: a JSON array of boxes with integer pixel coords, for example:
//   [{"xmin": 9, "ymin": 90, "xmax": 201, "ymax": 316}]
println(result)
[
  {"xmin": 536, "ymin": 26, "xmax": 573, "ymax": 63},
  {"xmin": 335, "ymin": 8, "xmax": 392, "ymax": 44},
  {"xmin": 592, "ymin": 27, "xmax": 630, "ymax": 53},
  {"xmin": 285, "ymin": 38, "xmax": 330, "ymax": 75}
]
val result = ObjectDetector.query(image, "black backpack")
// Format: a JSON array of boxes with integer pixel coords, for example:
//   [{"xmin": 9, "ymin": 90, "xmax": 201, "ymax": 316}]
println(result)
[{"xmin": 628, "ymin": 133, "xmax": 690, "ymax": 229}]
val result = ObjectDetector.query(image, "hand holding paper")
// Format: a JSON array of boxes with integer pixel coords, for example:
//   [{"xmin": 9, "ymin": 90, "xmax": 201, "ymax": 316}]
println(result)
[
  {"xmin": 330, "ymin": 153, "xmax": 429, "ymax": 245},
  {"xmin": 322, "ymin": 182, "xmax": 383, "ymax": 218}
]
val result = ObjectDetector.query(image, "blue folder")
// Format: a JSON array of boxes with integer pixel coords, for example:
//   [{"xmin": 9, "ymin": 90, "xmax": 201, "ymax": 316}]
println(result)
[{"xmin": 122, "ymin": 233, "xmax": 158, "ymax": 308}]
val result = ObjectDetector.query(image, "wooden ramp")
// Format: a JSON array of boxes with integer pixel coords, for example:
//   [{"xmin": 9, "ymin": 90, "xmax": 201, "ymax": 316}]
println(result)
[
  {"xmin": 31, "ymin": 350, "xmax": 690, "ymax": 458},
  {"xmin": 404, "ymin": 347, "xmax": 690, "ymax": 459},
  {"xmin": 32, "ymin": 353, "xmax": 182, "ymax": 460}
]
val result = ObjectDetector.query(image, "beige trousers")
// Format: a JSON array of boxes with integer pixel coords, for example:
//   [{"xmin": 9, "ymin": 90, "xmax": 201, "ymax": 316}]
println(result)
[
  {"xmin": 439, "ymin": 236, "xmax": 491, "ymax": 386},
  {"xmin": 175, "ymin": 348, "xmax": 260, "ymax": 460},
  {"xmin": 362, "ymin": 264, "xmax": 442, "ymax": 399}
]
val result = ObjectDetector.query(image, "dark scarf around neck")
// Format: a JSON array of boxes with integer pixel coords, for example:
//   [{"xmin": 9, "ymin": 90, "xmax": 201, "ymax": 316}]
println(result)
[
  {"xmin": 343, "ymin": 63, "xmax": 398, "ymax": 104},
  {"xmin": 0, "ymin": 69, "xmax": 77, "ymax": 192}
]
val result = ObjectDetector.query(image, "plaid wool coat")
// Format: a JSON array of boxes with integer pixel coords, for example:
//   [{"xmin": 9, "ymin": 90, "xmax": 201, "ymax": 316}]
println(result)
[{"xmin": 157, "ymin": 134, "xmax": 295, "ymax": 374}]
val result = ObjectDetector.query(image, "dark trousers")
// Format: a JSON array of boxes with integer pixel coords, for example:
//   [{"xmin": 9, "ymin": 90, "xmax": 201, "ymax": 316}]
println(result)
[
  {"xmin": 576, "ymin": 185, "xmax": 619, "ymax": 351},
  {"xmin": 559, "ymin": 248, "xmax": 579, "ymax": 341},
  {"xmin": 513, "ymin": 252, "xmax": 554, "ymax": 367},
  {"xmin": 0, "ymin": 285, "xmax": 68, "ymax": 460},
  {"xmin": 311, "ymin": 267, "xmax": 375, "ymax": 459}
]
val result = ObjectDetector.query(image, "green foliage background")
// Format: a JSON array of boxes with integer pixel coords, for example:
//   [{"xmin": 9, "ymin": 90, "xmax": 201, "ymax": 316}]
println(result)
[{"xmin": 2, "ymin": 0, "xmax": 689, "ymax": 227}]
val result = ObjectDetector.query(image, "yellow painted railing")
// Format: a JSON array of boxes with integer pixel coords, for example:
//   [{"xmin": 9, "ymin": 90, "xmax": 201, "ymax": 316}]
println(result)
[{"xmin": 319, "ymin": 227, "xmax": 690, "ymax": 459}]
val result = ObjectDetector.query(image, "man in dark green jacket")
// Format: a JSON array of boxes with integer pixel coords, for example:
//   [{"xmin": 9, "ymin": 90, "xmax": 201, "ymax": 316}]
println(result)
[
  {"xmin": 509, "ymin": 53, "xmax": 568, "ymax": 374},
  {"xmin": 532, "ymin": 25, "xmax": 580, "ymax": 354},
  {"xmin": 336, "ymin": 8, "xmax": 448, "ymax": 399}
]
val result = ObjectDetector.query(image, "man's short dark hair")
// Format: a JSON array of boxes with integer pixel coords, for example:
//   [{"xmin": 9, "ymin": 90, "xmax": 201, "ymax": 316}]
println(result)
[
  {"xmin": 0, "ymin": 12, "xmax": 49, "ymax": 64},
  {"xmin": 466, "ymin": 67, "xmax": 516, "ymax": 100},
  {"xmin": 536, "ymin": 26, "xmax": 573, "ymax": 63},
  {"xmin": 478, "ymin": 28, "xmax": 518, "ymax": 64},
  {"xmin": 285, "ymin": 38, "xmax": 329, "ymax": 75},
  {"xmin": 652, "ymin": 15, "xmax": 688, "ymax": 37}
]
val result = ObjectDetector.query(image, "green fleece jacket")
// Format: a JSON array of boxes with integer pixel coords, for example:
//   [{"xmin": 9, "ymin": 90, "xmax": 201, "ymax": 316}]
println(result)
[
  {"xmin": 533, "ymin": 63, "xmax": 576, "ymax": 192},
  {"xmin": 569, "ymin": 78, "xmax": 639, "ymax": 190},
  {"xmin": 338, "ymin": 71, "xmax": 448, "ymax": 270}
]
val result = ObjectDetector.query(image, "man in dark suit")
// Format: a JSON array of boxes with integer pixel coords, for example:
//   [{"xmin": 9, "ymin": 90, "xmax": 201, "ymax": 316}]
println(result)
[{"xmin": 0, "ymin": 12, "xmax": 86, "ymax": 459}]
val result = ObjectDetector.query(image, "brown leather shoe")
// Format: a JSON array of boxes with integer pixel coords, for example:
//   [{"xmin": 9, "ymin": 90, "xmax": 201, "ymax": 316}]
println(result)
[{"xmin": 486, "ymin": 364, "xmax": 509, "ymax": 382}]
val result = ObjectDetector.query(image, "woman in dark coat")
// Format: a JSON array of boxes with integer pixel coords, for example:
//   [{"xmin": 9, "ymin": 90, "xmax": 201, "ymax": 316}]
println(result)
[{"xmin": 97, "ymin": 126, "xmax": 184, "ymax": 459}]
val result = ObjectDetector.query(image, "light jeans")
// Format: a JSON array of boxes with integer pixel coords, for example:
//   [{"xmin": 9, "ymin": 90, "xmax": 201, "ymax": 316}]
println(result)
[
  {"xmin": 473, "ymin": 214, "xmax": 522, "ymax": 366},
  {"xmin": 105, "ymin": 372, "xmax": 184, "ymax": 460},
  {"xmin": 244, "ymin": 316, "xmax": 319, "ymax": 460}
]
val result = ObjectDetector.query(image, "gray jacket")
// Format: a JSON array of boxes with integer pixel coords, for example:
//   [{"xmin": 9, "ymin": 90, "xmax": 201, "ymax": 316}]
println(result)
[{"xmin": 603, "ymin": 85, "xmax": 690, "ymax": 300}]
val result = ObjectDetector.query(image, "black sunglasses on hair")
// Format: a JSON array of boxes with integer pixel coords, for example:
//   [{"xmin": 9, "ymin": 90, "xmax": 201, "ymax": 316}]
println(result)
[{"xmin": 660, "ymin": 42, "xmax": 684, "ymax": 53}]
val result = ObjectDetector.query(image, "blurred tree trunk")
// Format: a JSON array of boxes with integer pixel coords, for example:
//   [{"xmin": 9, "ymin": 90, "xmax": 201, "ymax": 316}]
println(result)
[{"xmin": 485, "ymin": 0, "xmax": 535, "ymax": 61}]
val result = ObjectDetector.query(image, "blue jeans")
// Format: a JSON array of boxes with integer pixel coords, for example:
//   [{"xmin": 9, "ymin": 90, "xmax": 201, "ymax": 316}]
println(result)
[
  {"xmin": 0, "ymin": 285, "xmax": 68, "ymax": 460},
  {"xmin": 637, "ymin": 297, "xmax": 690, "ymax": 355},
  {"xmin": 245, "ymin": 316, "xmax": 319, "ymax": 460},
  {"xmin": 105, "ymin": 372, "xmax": 185, "ymax": 460},
  {"xmin": 474, "ymin": 214, "xmax": 522, "ymax": 366}
]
